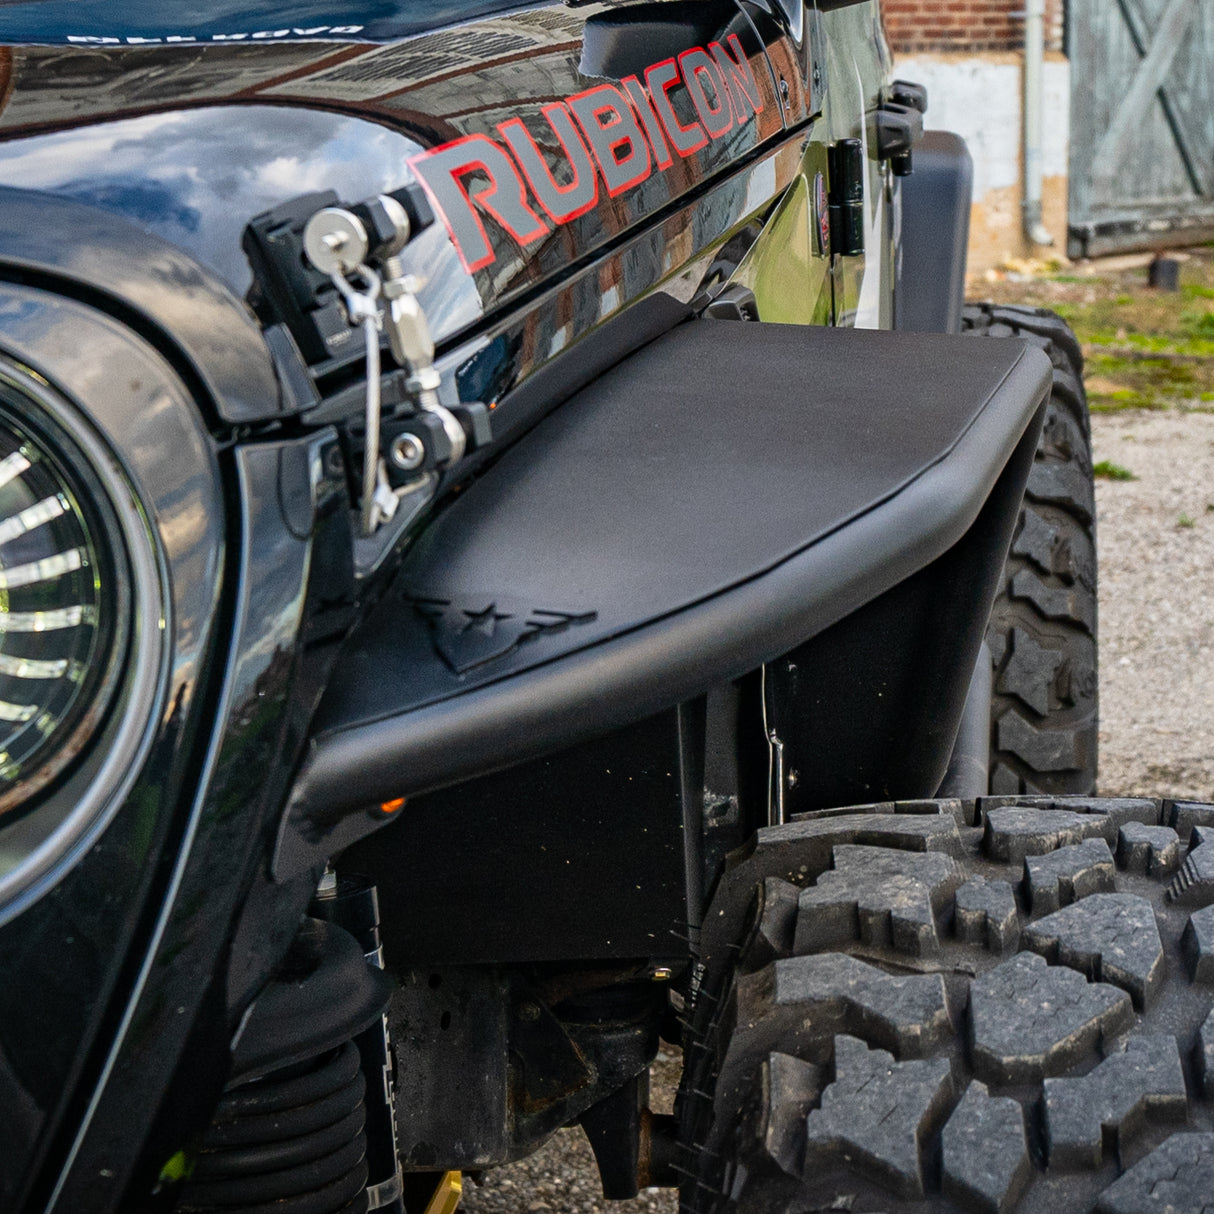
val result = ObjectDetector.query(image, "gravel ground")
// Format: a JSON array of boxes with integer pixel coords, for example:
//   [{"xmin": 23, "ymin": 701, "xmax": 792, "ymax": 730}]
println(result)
[
  {"xmin": 1093, "ymin": 409, "xmax": 1214, "ymax": 800},
  {"xmin": 462, "ymin": 1054, "xmax": 681, "ymax": 1214},
  {"xmin": 463, "ymin": 408, "xmax": 1214, "ymax": 1214}
]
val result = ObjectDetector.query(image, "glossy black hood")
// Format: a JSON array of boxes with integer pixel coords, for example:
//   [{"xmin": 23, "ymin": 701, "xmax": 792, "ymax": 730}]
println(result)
[
  {"xmin": 0, "ymin": 102, "xmax": 475, "ymax": 328},
  {"xmin": 0, "ymin": 52, "xmax": 478, "ymax": 334},
  {"xmin": 0, "ymin": 1, "xmax": 792, "ymax": 356}
]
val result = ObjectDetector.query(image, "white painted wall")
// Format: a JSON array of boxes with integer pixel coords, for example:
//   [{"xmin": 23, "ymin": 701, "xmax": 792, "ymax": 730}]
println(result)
[{"xmin": 894, "ymin": 55, "xmax": 1070, "ymax": 199}]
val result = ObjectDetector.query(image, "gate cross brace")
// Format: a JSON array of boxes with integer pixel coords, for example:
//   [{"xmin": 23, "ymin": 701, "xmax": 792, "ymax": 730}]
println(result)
[{"xmin": 1093, "ymin": 0, "xmax": 1213, "ymax": 197}]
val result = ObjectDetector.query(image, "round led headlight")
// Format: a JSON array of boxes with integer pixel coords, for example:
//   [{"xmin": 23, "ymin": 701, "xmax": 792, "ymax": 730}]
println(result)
[
  {"xmin": 0, "ymin": 397, "xmax": 128, "ymax": 817},
  {"xmin": 0, "ymin": 389, "xmax": 129, "ymax": 818}
]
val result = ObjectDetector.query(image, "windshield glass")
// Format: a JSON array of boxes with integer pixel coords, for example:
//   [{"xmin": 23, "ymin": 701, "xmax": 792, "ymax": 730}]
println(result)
[{"xmin": 0, "ymin": 1, "xmax": 541, "ymax": 45}]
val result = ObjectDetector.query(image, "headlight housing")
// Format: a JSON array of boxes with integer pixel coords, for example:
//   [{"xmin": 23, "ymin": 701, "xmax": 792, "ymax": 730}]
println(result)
[
  {"xmin": 0, "ymin": 389, "xmax": 129, "ymax": 815},
  {"xmin": 0, "ymin": 360, "xmax": 164, "ymax": 919}
]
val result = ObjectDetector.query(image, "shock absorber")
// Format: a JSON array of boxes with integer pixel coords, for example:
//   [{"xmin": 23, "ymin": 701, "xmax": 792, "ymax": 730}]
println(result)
[
  {"xmin": 313, "ymin": 872, "xmax": 406, "ymax": 1214},
  {"xmin": 172, "ymin": 880, "xmax": 398, "ymax": 1214},
  {"xmin": 174, "ymin": 1040, "xmax": 372, "ymax": 1214}
]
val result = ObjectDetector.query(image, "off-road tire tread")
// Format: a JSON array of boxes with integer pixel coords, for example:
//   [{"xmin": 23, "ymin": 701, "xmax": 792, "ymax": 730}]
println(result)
[
  {"xmin": 962, "ymin": 303, "xmax": 1098, "ymax": 798},
  {"xmin": 678, "ymin": 796, "xmax": 1214, "ymax": 1214}
]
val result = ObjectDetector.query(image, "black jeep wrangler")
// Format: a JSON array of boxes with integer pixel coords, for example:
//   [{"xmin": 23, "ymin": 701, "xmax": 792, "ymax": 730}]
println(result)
[{"xmin": 1, "ymin": 4, "xmax": 1205, "ymax": 1214}]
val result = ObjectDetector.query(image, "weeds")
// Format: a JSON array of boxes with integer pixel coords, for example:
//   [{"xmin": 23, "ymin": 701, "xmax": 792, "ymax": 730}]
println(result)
[
  {"xmin": 979, "ymin": 248, "xmax": 1214, "ymax": 412},
  {"xmin": 1093, "ymin": 460, "xmax": 1137, "ymax": 480},
  {"xmin": 1088, "ymin": 388, "xmax": 1166, "ymax": 413}
]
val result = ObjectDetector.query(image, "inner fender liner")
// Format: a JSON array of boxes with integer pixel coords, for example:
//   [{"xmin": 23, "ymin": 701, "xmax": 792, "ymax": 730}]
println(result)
[{"xmin": 286, "ymin": 321, "xmax": 1050, "ymax": 832}]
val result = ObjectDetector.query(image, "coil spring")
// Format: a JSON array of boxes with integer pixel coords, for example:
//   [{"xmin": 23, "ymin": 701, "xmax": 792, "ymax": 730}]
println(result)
[{"xmin": 175, "ymin": 1040, "xmax": 370, "ymax": 1214}]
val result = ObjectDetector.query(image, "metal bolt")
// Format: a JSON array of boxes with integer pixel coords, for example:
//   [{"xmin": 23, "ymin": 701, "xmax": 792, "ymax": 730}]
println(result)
[
  {"xmin": 389, "ymin": 432, "xmax": 426, "ymax": 471},
  {"xmin": 518, "ymin": 1000, "xmax": 542, "ymax": 1022}
]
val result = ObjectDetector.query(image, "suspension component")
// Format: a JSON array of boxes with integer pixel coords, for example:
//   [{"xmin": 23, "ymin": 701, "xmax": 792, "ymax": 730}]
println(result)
[
  {"xmin": 314, "ymin": 874, "xmax": 405, "ymax": 1214},
  {"xmin": 171, "ymin": 915, "xmax": 392, "ymax": 1214},
  {"xmin": 173, "ymin": 1042, "xmax": 371, "ymax": 1214}
]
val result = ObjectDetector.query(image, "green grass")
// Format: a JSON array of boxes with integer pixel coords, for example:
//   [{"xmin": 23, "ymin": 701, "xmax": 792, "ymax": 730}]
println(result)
[
  {"xmin": 1178, "ymin": 513, "xmax": 1196, "ymax": 528},
  {"xmin": 984, "ymin": 251, "xmax": 1214, "ymax": 412},
  {"xmin": 1089, "ymin": 390, "xmax": 1166, "ymax": 412},
  {"xmin": 1084, "ymin": 337, "xmax": 1214, "ymax": 410},
  {"xmin": 1093, "ymin": 459, "xmax": 1137, "ymax": 480},
  {"xmin": 1087, "ymin": 352, "xmax": 1200, "ymax": 384},
  {"xmin": 1083, "ymin": 330, "xmax": 1214, "ymax": 357}
]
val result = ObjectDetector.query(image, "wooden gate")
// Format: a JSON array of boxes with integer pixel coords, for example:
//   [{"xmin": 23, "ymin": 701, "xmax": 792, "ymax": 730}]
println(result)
[{"xmin": 1067, "ymin": 0, "xmax": 1214, "ymax": 258}]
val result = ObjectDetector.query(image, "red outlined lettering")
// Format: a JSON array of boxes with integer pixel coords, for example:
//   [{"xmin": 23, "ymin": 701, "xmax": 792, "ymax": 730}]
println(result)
[
  {"xmin": 678, "ymin": 47, "xmax": 734, "ymax": 138},
  {"xmin": 408, "ymin": 133, "xmax": 548, "ymax": 274},
  {"xmin": 621, "ymin": 75, "xmax": 673, "ymax": 171},
  {"xmin": 711, "ymin": 34, "xmax": 764, "ymax": 121},
  {"xmin": 568, "ymin": 83, "xmax": 653, "ymax": 198},
  {"xmin": 498, "ymin": 103, "xmax": 600, "ymax": 225},
  {"xmin": 407, "ymin": 40, "xmax": 765, "ymax": 272},
  {"xmin": 645, "ymin": 58, "xmax": 708, "ymax": 157}
]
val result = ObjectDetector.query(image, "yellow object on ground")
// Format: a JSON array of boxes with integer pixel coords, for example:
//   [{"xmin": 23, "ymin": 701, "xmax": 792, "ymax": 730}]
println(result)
[{"xmin": 423, "ymin": 1171, "xmax": 463, "ymax": 1214}]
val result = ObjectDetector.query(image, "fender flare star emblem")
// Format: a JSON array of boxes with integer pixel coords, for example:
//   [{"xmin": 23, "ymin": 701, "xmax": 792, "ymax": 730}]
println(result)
[{"xmin": 405, "ymin": 593, "xmax": 597, "ymax": 675}]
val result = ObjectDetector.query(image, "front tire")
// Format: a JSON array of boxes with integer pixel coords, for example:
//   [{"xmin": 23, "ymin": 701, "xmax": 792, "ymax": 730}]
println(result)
[
  {"xmin": 678, "ymin": 795, "xmax": 1214, "ymax": 1213},
  {"xmin": 962, "ymin": 304, "xmax": 1098, "ymax": 797}
]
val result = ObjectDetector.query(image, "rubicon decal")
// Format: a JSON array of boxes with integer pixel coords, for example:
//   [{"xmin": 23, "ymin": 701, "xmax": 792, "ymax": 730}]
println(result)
[{"xmin": 409, "ymin": 35, "xmax": 764, "ymax": 273}]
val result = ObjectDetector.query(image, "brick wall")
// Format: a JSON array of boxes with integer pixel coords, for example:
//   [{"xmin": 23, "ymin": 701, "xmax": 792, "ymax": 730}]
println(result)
[{"xmin": 882, "ymin": 0, "xmax": 1065, "ymax": 54}]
